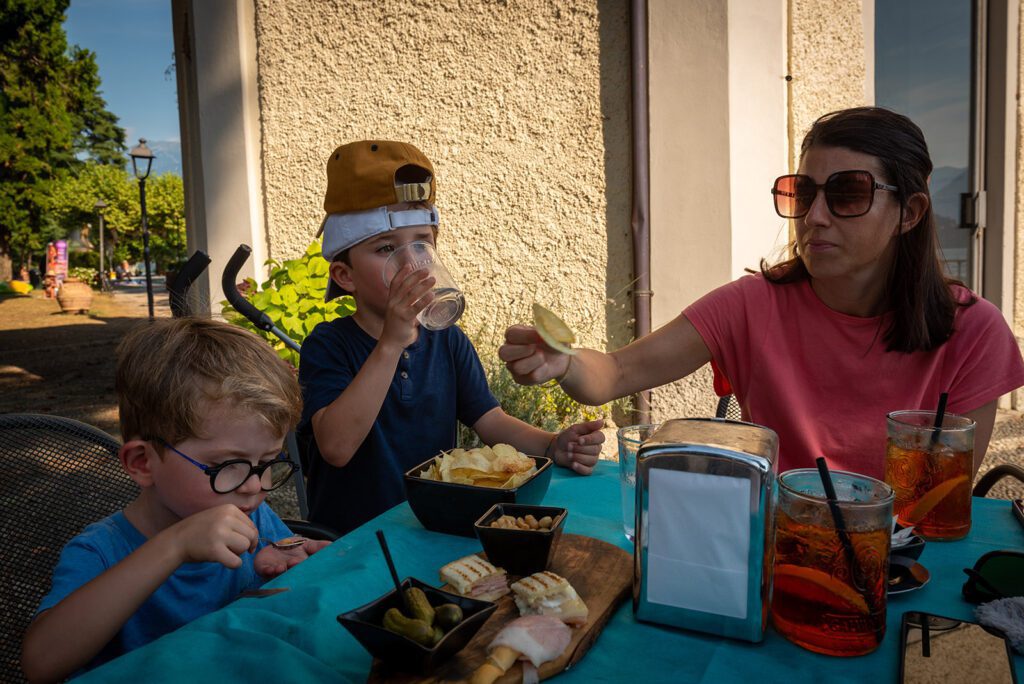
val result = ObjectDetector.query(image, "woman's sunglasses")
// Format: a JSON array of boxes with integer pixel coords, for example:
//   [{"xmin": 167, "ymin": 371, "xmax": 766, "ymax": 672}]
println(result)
[
  {"xmin": 771, "ymin": 170, "xmax": 899, "ymax": 219},
  {"xmin": 962, "ymin": 550, "xmax": 1024, "ymax": 603}
]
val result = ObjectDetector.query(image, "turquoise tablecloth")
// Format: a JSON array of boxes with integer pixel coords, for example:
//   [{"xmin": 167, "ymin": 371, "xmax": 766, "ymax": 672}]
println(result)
[{"xmin": 80, "ymin": 462, "xmax": 1024, "ymax": 683}]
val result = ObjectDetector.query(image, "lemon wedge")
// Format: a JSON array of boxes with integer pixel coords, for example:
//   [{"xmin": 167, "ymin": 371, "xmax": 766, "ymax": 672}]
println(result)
[
  {"xmin": 532, "ymin": 303, "xmax": 578, "ymax": 356},
  {"xmin": 772, "ymin": 564, "xmax": 870, "ymax": 615},
  {"xmin": 903, "ymin": 475, "xmax": 969, "ymax": 525}
]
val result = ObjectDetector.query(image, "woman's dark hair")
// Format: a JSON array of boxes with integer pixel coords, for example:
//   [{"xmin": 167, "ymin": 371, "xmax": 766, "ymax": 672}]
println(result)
[{"xmin": 761, "ymin": 106, "xmax": 973, "ymax": 353}]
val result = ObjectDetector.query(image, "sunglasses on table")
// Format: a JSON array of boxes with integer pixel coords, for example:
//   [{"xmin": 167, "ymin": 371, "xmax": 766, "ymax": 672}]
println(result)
[
  {"xmin": 159, "ymin": 440, "xmax": 298, "ymax": 494},
  {"xmin": 771, "ymin": 170, "xmax": 899, "ymax": 219},
  {"xmin": 962, "ymin": 550, "xmax": 1024, "ymax": 603}
]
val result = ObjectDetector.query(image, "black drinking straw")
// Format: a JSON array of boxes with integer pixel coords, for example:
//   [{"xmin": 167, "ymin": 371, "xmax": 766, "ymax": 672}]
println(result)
[
  {"xmin": 815, "ymin": 457, "xmax": 878, "ymax": 617},
  {"xmin": 376, "ymin": 529, "xmax": 411, "ymax": 613},
  {"xmin": 928, "ymin": 392, "xmax": 949, "ymax": 448}
]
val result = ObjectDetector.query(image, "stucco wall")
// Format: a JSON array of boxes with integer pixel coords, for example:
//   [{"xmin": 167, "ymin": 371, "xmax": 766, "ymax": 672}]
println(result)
[
  {"xmin": 252, "ymin": 0, "xmax": 633, "ymax": 370},
  {"xmin": 1015, "ymin": 0, "xmax": 1024, "ymax": 406},
  {"xmin": 1018, "ymin": 1, "xmax": 1024, "ymax": 337},
  {"xmin": 787, "ymin": 0, "xmax": 868, "ymax": 164}
]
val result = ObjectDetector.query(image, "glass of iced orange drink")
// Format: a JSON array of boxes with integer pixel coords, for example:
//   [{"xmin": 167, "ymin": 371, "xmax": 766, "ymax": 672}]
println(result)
[
  {"xmin": 771, "ymin": 469, "xmax": 893, "ymax": 656},
  {"xmin": 885, "ymin": 410, "xmax": 974, "ymax": 541}
]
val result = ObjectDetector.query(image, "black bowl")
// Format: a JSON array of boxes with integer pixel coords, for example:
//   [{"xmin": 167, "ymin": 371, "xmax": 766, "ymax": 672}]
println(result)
[
  {"xmin": 404, "ymin": 455, "xmax": 554, "ymax": 537},
  {"xmin": 474, "ymin": 503, "xmax": 567, "ymax": 576},
  {"xmin": 891, "ymin": 527, "xmax": 926, "ymax": 561},
  {"xmin": 337, "ymin": 576, "xmax": 497, "ymax": 674}
]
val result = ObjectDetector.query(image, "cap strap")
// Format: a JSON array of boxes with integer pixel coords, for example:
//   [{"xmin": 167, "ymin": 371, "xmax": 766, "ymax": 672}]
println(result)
[
  {"xmin": 395, "ymin": 181, "xmax": 432, "ymax": 203},
  {"xmin": 319, "ymin": 205, "xmax": 440, "ymax": 261},
  {"xmin": 387, "ymin": 207, "xmax": 438, "ymax": 230}
]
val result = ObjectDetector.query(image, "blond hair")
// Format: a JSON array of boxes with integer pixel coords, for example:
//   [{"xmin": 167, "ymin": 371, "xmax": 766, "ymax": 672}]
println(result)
[{"xmin": 116, "ymin": 318, "xmax": 302, "ymax": 443}]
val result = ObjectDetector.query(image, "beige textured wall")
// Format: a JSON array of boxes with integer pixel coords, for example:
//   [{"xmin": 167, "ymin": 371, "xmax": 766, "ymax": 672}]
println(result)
[
  {"xmin": 787, "ymin": 0, "xmax": 868, "ymax": 165},
  {"xmin": 1015, "ymin": 1, "xmax": 1024, "ymax": 406},
  {"xmin": 252, "ymin": 0, "xmax": 633, "ymax": 368}
]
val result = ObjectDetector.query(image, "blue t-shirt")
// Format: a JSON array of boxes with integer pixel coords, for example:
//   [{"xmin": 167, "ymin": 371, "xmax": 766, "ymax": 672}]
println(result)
[
  {"xmin": 298, "ymin": 315, "xmax": 499, "ymax": 535},
  {"xmin": 36, "ymin": 503, "xmax": 292, "ymax": 675}
]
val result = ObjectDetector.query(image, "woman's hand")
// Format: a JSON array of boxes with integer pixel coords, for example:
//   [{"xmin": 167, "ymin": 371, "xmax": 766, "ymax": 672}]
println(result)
[
  {"xmin": 551, "ymin": 419, "xmax": 606, "ymax": 475},
  {"xmin": 499, "ymin": 325, "xmax": 572, "ymax": 386},
  {"xmin": 254, "ymin": 538, "xmax": 332, "ymax": 578}
]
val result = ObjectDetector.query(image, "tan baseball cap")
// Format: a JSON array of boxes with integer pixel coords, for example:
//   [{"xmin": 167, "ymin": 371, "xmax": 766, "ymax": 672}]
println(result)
[{"xmin": 317, "ymin": 140, "xmax": 440, "ymax": 300}]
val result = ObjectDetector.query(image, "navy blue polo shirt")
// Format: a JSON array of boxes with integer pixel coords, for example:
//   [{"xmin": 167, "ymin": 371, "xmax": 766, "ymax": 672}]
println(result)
[{"xmin": 297, "ymin": 316, "xmax": 499, "ymax": 535}]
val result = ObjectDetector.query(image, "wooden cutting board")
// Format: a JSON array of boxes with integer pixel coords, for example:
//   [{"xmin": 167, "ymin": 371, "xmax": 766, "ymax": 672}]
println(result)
[{"xmin": 368, "ymin": 534, "xmax": 632, "ymax": 683}]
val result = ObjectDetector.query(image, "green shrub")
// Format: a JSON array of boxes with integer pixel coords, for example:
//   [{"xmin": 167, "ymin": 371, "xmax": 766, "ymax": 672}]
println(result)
[
  {"xmin": 221, "ymin": 241, "xmax": 355, "ymax": 366},
  {"xmin": 68, "ymin": 266, "xmax": 98, "ymax": 287}
]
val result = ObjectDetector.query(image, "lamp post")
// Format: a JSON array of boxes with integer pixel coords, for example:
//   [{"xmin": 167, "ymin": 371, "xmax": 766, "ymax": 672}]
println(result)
[
  {"xmin": 129, "ymin": 138, "xmax": 156, "ymax": 320},
  {"xmin": 93, "ymin": 199, "xmax": 108, "ymax": 291}
]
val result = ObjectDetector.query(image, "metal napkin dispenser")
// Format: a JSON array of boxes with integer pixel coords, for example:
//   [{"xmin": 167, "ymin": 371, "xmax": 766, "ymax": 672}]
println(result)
[{"xmin": 633, "ymin": 418, "xmax": 778, "ymax": 642}]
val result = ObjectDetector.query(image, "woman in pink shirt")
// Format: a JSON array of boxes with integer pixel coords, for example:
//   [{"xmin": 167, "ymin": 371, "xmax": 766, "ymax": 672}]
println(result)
[{"xmin": 499, "ymin": 107, "xmax": 1024, "ymax": 478}]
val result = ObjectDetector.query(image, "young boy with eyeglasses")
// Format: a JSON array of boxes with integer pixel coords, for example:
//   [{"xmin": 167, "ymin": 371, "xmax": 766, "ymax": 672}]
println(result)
[
  {"xmin": 22, "ymin": 318, "xmax": 330, "ymax": 682},
  {"xmin": 297, "ymin": 140, "xmax": 606, "ymax": 536}
]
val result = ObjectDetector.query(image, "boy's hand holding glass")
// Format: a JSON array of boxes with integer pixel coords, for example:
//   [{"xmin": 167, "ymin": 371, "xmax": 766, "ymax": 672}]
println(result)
[
  {"xmin": 499, "ymin": 324, "xmax": 573, "ymax": 386},
  {"xmin": 380, "ymin": 262, "xmax": 436, "ymax": 349},
  {"xmin": 382, "ymin": 241, "xmax": 465, "ymax": 331},
  {"xmin": 550, "ymin": 418, "xmax": 606, "ymax": 475},
  {"xmin": 254, "ymin": 538, "xmax": 332, "ymax": 578}
]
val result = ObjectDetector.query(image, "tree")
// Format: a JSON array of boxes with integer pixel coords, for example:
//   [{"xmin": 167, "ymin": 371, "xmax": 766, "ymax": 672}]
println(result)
[
  {"xmin": 0, "ymin": 0, "xmax": 125, "ymax": 279},
  {"xmin": 46, "ymin": 163, "xmax": 186, "ymax": 272}
]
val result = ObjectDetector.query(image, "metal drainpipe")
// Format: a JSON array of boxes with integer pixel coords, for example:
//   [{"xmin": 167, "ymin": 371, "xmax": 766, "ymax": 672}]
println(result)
[{"xmin": 630, "ymin": 0, "xmax": 652, "ymax": 425}]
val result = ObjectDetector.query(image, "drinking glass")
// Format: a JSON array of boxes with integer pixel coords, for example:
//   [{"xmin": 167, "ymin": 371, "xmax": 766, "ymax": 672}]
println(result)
[
  {"xmin": 382, "ymin": 241, "xmax": 465, "ymax": 331},
  {"xmin": 616, "ymin": 424, "xmax": 660, "ymax": 542},
  {"xmin": 771, "ymin": 469, "xmax": 893, "ymax": 656},
  {"xmin": 885, "ymin": 410, "xmax": 975, "ymax": 541}
]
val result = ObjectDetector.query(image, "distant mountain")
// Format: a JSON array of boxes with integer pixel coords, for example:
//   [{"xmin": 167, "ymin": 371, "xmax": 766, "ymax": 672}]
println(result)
[{"xmin": 126, "ymin": 139, "xmax": 182, "ymax": 176}]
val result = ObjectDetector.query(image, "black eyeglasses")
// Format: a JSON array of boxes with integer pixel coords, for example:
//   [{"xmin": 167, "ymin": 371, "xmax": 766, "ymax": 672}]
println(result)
[
  {"xmin": 160, "ymin": 441, "xmax": 297, "ymax": 494},
  {"xmin": 771, "ymin": 170, "xmax": 899, "ymax": 219}
]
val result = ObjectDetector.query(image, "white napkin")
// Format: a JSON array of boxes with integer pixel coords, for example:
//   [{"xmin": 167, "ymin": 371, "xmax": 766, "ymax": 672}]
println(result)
[
  {"xmin": 976, "ymin": 597, "xmax": 1024, "ymax": 654},
  {"xmin": 891, "ymin": 515, "xmax": 917, "ymax": 548},
  {"xmin": 645, "ymin": 468, "xmax": 752, "ymax": 619}
]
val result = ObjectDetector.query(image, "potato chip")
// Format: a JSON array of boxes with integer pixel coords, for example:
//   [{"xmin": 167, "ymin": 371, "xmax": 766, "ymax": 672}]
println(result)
[
  {"xmin": 532, "ymin": 303, "xmax": 578, "ymax": 356},
  {"xmin": 419, "ymin": 443, "xmax": 538, "ymax": 488}
]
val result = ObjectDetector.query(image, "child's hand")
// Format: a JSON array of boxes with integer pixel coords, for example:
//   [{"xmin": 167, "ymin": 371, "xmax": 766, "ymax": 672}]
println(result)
[
  {"xmin": 551, "ymin": 419, "xmax": 606, "ymax": 475},
  {"xmin": 169, "ymin": 504, "xmax": 258, "ymax": 568},
  {"xmin": 499, "ymin": 325, "xmax": 571, "ymax": 386},
  {"xmin": 254, "ymin": 538, "xmax": 332, "ymax": 578},
  {"xmin": 380, "ymin": 263, "xmax": 435, "ymax": 349}
]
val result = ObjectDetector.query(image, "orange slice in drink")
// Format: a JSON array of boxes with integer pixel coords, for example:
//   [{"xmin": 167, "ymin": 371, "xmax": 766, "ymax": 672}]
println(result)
[
  {"xmin": 772, "ymin": 564, "xmax": 870, "ymax": 615},
  {"xmin": 903, "ymin": 474, "xmax": 969, "ymax": 524},
  {"xmin": 532, "ymin": 303, "xmax": 578, "ymax": 356}
]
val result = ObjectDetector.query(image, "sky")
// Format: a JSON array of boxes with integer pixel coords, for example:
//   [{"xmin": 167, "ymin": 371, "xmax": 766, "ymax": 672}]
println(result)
[{"xmin": 63, "ymin": 0, "xmax": 180, "ymax": 147}]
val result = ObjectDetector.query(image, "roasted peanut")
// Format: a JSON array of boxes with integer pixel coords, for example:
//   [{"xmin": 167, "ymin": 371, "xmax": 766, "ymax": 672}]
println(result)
[{"xmin": 489, "ymin": 513, "xmax": 558, "ymax": 530}]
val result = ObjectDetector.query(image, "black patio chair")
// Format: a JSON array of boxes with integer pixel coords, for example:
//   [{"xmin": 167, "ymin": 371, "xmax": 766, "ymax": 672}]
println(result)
[
  {"xmin": 715, "ymin": 394, "xmax": 742, "ymax": 421},
  {"xmin": 0, "ymin": 413, "xmax": 137, "ymax": 683},
  {"xmin": 0, "ymin": 413, "xmax": 334, "ymax": 682},
  {"xmin": 972, "ymin": 463, "xmax": 1024, "ymax": 498}
]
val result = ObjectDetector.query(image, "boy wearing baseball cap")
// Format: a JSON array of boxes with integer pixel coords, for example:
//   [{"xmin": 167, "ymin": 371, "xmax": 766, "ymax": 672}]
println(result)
[{"xmin": 297, "ymin": 140, "xmax": 605, "ymax": 535}]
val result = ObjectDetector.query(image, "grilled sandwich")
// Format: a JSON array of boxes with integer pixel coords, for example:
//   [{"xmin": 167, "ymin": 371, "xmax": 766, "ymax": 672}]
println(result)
[
  {"xmin": 439, "ymin": 555, "xmax": 510, "ymax": 601},
  {"xmin": 510, "ymin": 571, "xmax": 589, "ymax": 626}
]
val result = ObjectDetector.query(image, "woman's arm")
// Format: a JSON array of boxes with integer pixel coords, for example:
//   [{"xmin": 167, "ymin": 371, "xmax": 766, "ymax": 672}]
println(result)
[
  {"xmin": 500, "ymin": 313, "xmax": 713, "ymax": 406},
  {"xmin": 963, "ymin": 400, "xmax": 997, "ymax": 478}
]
